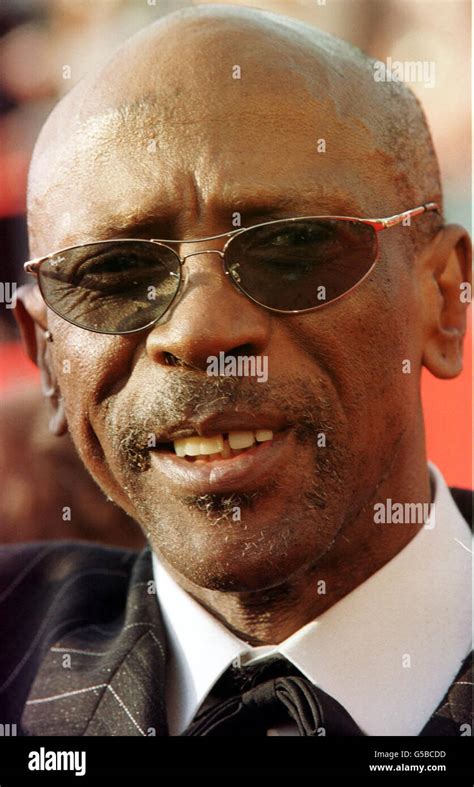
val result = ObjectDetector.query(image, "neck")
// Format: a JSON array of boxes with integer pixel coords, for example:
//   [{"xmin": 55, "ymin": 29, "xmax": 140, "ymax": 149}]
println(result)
[{"xmin": 159, "ymin": 437, "xmax": 432, "ymax": 646}]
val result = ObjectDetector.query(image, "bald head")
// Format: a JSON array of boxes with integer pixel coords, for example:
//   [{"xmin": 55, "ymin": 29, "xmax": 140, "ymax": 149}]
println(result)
[{"xmin": 27, "ymin": 3, "xmax": 441, "ymax": 255}]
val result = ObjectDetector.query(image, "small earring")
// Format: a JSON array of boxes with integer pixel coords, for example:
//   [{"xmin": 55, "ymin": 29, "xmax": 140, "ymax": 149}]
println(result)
[{"xmin": 44, "ymin": 330, "xmax": 54, "ymax": 342}]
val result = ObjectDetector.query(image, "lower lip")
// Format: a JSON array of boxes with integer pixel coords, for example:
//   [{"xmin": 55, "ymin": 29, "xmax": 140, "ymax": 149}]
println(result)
[{"xmin": 149, "ymin": 431, "xmax": 293, "ymax": 494}]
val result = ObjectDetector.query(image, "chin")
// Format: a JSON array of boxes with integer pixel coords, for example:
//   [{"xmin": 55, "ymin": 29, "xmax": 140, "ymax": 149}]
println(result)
[
  {"xmin": 153, "ymin": 531, "xmax": 317, "ymax": 593},
  {"xmin": 143, "ymin": 493, "xmax": 335, "ymax": 591}
]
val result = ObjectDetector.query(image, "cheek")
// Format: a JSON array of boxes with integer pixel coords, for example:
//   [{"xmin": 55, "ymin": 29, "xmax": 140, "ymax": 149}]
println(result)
[
  {"xmin": 289, "ymin": 262, "xmax": 421, "ymax": 461},
  {"xmin": 49, "ymin": 317, "xmax": 141, "ymax": 474}
]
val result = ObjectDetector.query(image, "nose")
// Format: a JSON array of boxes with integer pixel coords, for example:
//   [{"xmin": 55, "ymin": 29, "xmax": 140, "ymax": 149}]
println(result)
[{"xmin": 145, "ymin": 241, "xmax": 271, "ymax": 372}]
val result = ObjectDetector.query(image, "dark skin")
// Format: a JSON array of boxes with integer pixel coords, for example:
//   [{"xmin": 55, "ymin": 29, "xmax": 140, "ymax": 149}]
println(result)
[{"xmin": 15, "ymin": 7, "xmax": 471, "ymax": 644}]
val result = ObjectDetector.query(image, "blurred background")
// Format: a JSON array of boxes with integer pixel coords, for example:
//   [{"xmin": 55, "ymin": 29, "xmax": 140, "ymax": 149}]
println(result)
[{"xmin": 0, "ymin": 0, "xmax": 471, "ymax": 545}]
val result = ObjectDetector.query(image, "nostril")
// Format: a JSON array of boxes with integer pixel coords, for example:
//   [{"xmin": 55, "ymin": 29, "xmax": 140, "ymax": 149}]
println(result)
[
  {"xmin": 161, "ymin": 351, "xmax": 201, "ymax": 373},
  {"xmin": 164, "ymin": 352, "xmax": 179, "ymax": 366},
  {"xmin": 228, "ymin": 344, "xmax": 256, "ymax": 359}
]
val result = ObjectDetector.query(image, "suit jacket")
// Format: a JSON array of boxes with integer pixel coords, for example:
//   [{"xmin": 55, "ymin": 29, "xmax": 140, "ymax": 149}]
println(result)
[{"xmin": 0, "ymin": 488, "xmax": 472, "ymax": 737}]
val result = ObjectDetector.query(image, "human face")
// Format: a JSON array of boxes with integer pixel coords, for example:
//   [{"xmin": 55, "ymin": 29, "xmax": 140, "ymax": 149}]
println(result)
[{"xmin": 27, "ymin": 24, "xmax": 428, "ymax": 592}]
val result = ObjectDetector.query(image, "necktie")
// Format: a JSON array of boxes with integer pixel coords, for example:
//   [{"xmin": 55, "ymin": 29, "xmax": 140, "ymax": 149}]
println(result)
[{"xmin": 182, "ymin": 656, "xmax": 364, "ymax": 736}]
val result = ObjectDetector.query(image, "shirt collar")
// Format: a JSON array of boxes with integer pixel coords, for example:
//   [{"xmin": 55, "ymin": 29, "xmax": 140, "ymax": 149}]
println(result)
[{"xmin": 152, "ymin": 462, "xmax": 471, "ymax": 736}]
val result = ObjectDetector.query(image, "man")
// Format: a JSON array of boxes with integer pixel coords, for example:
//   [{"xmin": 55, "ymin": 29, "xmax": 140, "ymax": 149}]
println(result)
[{"xmin": 0, "ymin": 5, "xmax": 471, "ymax": 737}]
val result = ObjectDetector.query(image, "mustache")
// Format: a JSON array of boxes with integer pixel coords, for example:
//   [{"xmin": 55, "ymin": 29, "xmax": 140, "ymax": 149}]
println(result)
[{"xmin": 105, "ymin": 372, "xmax": 334, "ymax": 473}]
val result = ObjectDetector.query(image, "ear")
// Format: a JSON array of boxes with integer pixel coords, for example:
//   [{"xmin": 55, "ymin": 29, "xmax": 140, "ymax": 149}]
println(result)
[
  {"xmin": 13, "ymin": 284, "xmax": 68, "ymax": 436},
  {"xmin": 421, "ymin": 224, "xmax": 472, "ymax": 379}
]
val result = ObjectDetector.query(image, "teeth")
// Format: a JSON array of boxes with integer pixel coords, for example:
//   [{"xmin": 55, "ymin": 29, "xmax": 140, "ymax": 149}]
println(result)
[
  {"xmin": 228, "ymin": 431, "xmax": 255, "ymax": 450},
  {"xmin": 173, "ymin": 436, "xmax": 224, "ymax": 457},
  {"xmin": 200, "ymin": 436, "xmax": 224, "ymax": 455},
  {"xmin": 255, "ymin": 429, "xmax": 273, "ymax": 442},
  {"xmin": 176, "ymin": 437, "xmax": 201, "ymax": 456},
  {"xmin": 173, "ymin": 440, "xmax": 187, "ymax": 457},
  {"xmin": 172, "ymin": 429, "xmax": 274, "ymax": 457}
]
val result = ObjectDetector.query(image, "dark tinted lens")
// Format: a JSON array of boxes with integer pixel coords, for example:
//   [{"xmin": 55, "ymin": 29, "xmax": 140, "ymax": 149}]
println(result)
[
  {"xmin": 38, "ymin": 241, "xmax": 180, "ymax": 332},
  {"xmin": 225, "ymin": 218, "xmax": 378, "ymax": 311}
]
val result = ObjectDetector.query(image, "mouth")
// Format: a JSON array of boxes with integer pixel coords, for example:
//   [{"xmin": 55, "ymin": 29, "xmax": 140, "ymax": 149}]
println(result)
[
  {"xmin": 149, "ymin": 426, "xmax": 294, "ymax": 494},
  {"xmin": 154, "ymin": 429, "xmax": 274, "ymax": 462}
]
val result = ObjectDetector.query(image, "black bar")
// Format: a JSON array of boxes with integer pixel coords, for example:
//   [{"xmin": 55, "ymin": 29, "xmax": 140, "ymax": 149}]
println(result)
[{"xmin": 0, "ymin": 736, "xmax": 472, "ymax": 783}]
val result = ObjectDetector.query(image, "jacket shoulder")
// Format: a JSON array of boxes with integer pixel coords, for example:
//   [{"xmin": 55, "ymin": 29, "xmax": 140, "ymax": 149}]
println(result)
[
  {"xmin": 0, "ymin": 539, "xmax": 137, "ymax": 589},
  {"xmin": 0, "ymin": 540, "xmax": 140, "ymax": 726}
]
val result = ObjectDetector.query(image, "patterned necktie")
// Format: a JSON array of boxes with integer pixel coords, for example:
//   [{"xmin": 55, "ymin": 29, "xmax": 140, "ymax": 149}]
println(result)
[{"xmin": 182, "ymin": 655, "xmax": 364, "ymax": 736}]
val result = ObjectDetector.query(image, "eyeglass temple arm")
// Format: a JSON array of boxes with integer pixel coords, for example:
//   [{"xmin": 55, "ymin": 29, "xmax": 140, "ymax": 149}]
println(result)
[{"xmin": 367, "ymin": 202, "xmax": 440, "ymax": 231}]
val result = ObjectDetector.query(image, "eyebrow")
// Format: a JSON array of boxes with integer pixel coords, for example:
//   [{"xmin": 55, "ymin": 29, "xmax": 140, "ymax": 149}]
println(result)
[
  {"xmin": 87, "ymin": 191, "xmax": 363, "ymax": 242},
  {"xmin": 90, "ymin": 211, "xmax": 175, "ymax": 241},
  {"xmin": 234, "ymin": 194, "xmax": 363, "ymax": 224}
]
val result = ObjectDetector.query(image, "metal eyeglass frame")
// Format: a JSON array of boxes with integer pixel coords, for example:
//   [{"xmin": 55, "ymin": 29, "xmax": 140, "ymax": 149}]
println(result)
[{"xmin": 23, "ymin": 201, "xmax": 440, "ymax": 334}]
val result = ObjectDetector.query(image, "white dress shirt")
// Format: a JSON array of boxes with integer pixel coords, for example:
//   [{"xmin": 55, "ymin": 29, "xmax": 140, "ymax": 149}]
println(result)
[{"xmin": 152, "ymin": 462, "xmax": 472, "ymax": 736}]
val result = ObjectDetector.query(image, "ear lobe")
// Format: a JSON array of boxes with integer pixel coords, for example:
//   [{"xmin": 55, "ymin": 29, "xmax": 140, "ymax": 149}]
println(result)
[
  {"xmin": 13, "ymin": 284, "xmax": 47, "ymax": 366},
  {"xmin": 13, "ymin": 284, "xmax": 68, "ymax": 436},
  {"xmin": 422, "ymin": 225, "xmax": 472, "ymax": 379},
  {"xmin": 48, "ymin": 396, "xmax": 68, "ymax": 436}
]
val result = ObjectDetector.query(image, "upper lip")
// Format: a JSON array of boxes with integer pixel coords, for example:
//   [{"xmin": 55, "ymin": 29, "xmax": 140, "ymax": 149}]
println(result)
[{"xmin": 151, "ymin": 411, "xmax": 292, "ymax": 444}]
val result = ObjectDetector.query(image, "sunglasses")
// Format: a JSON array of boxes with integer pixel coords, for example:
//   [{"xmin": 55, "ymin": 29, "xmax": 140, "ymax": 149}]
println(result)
[{"xmin": 24, "ymin": 202, "xmax": 440, "ymax": 335}]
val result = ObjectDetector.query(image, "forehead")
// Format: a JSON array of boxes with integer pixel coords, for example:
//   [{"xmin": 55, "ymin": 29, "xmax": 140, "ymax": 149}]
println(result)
[{"xmin": 28, "ymin": 48, "xmax": 395, "ymax": 251}]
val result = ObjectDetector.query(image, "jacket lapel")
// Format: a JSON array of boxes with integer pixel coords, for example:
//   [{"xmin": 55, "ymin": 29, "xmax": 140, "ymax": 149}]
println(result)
[{"xmin": 22, "ymin": 546, "xmax": 169, "ymax": 736}]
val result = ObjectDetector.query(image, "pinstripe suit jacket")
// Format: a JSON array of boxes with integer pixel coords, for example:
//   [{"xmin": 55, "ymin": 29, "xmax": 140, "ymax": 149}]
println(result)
[{"xmin": 0, "ymin": 489, "xmax": 472, "ymax": 737}]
